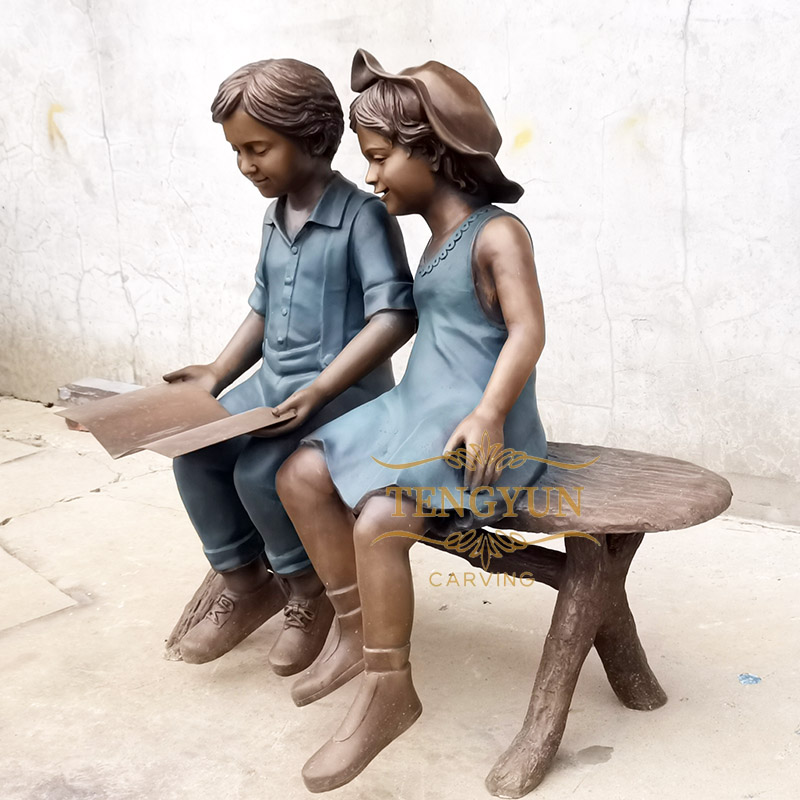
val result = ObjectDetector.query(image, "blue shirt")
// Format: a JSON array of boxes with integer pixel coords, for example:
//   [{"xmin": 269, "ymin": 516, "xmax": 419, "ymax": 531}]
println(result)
[
  {"xmin": 248, "ymin": 172, "xmax": 414, "ymax": 378},
  {"xmin": 219, "ymin": 172, "xmax": 414, "ymax": 418}
]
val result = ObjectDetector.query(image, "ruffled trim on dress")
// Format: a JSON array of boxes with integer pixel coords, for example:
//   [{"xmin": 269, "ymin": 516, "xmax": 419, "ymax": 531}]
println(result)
[{"xmin": 417, "ymin": 207, "xmax": 491, "ymax": 277}]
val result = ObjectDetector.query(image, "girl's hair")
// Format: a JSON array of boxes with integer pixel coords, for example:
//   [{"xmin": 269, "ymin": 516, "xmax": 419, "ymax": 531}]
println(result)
[
  {"xmin": 350, "ymin": 80, "xmax": 482, "ymax": 196},
  {"xmin": 211, "ymin": 59, "xmax": 344, "ymax": 161}
]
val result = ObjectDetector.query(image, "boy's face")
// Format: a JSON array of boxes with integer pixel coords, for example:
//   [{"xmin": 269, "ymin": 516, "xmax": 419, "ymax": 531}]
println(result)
[
  {"xmin": 222, "ymin": 109, "xmax": 310, "ymax": 198},
  {"xmin": 356, "ymin": 125, "xmax": 436, "ymax": 216}
]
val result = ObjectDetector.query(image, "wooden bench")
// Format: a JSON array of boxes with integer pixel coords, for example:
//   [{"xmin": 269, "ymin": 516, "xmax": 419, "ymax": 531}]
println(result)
[{"xmin": 166, "ymin": 442, "xmax": 732, "ymax": 797}]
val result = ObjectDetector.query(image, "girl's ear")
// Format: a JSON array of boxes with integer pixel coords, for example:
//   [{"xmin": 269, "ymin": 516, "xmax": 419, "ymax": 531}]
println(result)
[{"xmin": 413, "ymin": 141, "xmax": 444, "ymax": 174}]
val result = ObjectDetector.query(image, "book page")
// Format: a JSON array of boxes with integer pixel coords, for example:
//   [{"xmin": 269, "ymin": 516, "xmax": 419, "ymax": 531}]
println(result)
[
  {"xmin": 146, "ymin": 407, "xmax": 297, "ymax": 458},
  {"xmin": 57, "ymin": 383, "xmax": 300, "ymax": 458}
]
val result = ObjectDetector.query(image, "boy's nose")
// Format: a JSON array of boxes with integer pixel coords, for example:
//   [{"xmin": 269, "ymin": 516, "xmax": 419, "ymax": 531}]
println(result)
[
  {"xmin": 365, "ymin": 163, "xmax": 378, "ymax": 185},
  {"xmin": 239, "ymin": 154, "xmax": 256, "ymax": 175}
]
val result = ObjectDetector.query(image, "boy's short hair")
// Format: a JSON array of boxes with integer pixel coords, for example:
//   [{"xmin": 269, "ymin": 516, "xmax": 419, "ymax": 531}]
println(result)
[
  {"xmin": 212, "ymin": 59, "xmax": 344, "ymax": 161},
  {"xmin": 350, "ymin": 80, "xmax": 482, "ymax": 196}
]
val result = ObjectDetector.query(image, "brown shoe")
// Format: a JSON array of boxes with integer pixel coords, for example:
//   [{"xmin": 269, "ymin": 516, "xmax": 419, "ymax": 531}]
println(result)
[
  {"xmin": 179, "ymin": 574, "xmax": 286, "ymax": 664},
  {"xmin": 291, "ymin": 583, "xmax": 364, "ymax": 706},
  {"xmin": 301, "ymin": 644, "xmax": 422, "ymax": 792},
  {"xmin": 268, "ymin": 589, "xmax": 334, "ymax": 677}
]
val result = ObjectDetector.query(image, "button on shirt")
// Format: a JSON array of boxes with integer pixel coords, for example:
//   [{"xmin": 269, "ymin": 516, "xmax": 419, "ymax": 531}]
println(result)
[{"xmin": 248, "ymin": 173, "xmax": 414, "ymax": 379}]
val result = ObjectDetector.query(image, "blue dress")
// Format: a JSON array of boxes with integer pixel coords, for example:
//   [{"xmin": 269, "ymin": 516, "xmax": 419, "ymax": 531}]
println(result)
[{"xmin": 304, "ymin": 205, "xmax": 548, "ymax": 526}]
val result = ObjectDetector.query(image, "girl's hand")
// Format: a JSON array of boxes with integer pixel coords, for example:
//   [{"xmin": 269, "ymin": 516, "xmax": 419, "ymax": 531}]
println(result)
[
  {"xmin": 163, "ymin": 364, "xmax": 223, "ymax": 396},
  {"xmin": 250, "ymin": 386, "xmax": 326, "ymax": 437},
  {"xmin": 443, "ymin": 409, "xmax": 505, "ymax": 491}
]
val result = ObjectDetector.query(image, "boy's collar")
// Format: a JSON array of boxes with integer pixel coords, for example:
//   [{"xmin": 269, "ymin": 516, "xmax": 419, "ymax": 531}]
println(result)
[{"xmin": 263, "ymin": 171, "xmax": 351, "ymax": 231}]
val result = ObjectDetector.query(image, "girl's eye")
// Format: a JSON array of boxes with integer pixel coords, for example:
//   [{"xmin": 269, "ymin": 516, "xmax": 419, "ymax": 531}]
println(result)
[{"xmin": 253, "ymin": 148, "xmax": 268, "ymax": 156}]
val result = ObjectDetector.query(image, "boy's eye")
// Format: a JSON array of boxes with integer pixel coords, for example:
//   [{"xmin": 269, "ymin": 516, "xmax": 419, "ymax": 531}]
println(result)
[{"xmin": 252, "ymin": 147, "xmax": 269, "ymax": 156}]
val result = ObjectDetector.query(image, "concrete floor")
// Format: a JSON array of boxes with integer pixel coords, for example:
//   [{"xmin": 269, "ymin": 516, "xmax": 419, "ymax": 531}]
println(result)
[{"xmin": 0, "ymin": 395, "xmax": 798, "ymax": 800}]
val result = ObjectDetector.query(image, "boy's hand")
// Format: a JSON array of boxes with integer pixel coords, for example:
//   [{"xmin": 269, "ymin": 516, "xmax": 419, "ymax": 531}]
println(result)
[
  {"xmin": 163, "ymin": 364, "xmax": 222, "ymax": 397},
  {"xmin": 443, "ymin": 410, "xmax": 505, "ymax": 491},
  {"xmin": 250, "ymin": 386, "xmax": 326, "ymax": 437}
]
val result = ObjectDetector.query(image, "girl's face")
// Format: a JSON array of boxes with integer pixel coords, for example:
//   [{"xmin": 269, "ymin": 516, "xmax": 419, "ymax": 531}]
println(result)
[
  {"xmin": 222, "ymin": 109, "xmax": 312, "ymax": 198},
  {"xmin": 356, "ymin": 125, "xmax": 436, "ymax": 216}
]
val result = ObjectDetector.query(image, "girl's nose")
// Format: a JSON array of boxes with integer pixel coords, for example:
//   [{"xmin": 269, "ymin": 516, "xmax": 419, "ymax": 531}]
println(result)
[{"xmin": 365, "ymin": 163, "xmax": 378, "ymax": 186}]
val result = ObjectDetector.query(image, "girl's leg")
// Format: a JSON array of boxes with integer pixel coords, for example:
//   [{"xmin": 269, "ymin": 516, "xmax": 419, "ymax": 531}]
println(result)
[
  {"xmin": 301, "ymin": 494, "xmax": 425, "ymax": 792},
  {"xmin": 276, "ymin": 445, "xmax": 361, "ymax": 593},
  {"xmin": 276, "ymin": 447, "xmax": 365, "ymax": 701}
]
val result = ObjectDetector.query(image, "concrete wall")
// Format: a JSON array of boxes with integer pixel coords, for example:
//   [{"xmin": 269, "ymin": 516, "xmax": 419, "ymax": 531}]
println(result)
[{"xmin": 1, "ymin": 1, "xmax": 798, "ymax": 521}]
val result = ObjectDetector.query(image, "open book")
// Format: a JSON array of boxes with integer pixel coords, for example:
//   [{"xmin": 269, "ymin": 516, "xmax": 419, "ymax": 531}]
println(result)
[{"xmin": 56, "ymin": 383, "xmax": 296, "ymax": 459}]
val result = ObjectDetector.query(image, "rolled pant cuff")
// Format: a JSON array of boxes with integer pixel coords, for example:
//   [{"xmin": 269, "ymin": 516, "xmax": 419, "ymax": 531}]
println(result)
[
  {"xmin": 203, "ymin": 532, "xmax": 265, "ymax": 573},
  {"xmin": 269, "ymin": 546, "xmax": 313, "ymax": 577}
]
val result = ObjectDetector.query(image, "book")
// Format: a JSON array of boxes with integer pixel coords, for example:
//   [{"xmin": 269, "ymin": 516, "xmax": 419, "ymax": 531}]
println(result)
[{"xmin": 56, "ymin": 382, "xmax": 297, "ymax": 459}]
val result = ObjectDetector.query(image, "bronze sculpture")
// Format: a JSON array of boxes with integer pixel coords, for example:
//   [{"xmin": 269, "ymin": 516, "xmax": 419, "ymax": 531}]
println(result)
[
  {"xmin": 165, "ymin": 58, "xmax": 416, "ymax": 672},
  {"xmin": 276, "ymin": 49, "xmax": 548, "ymax": 791}
]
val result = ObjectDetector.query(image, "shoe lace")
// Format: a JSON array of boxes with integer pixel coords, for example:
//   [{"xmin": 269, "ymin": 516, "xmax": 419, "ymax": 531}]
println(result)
[
  {"xmin": 283, "ymin": 600, "xmax": 315, "ymax": 631},
  {"xmin": 206, "ymin": 592, "xmax": 236, "ymax": 628}
]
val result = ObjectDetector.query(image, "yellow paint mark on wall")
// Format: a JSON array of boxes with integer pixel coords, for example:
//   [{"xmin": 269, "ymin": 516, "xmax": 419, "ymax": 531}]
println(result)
[
  {"xmin": 616, "ymin": 113, "xmax": 649, "ymax": 155},
  {"xmin": 513, "ymin": 127, "xmax": 533, "ymax": 151},
  {"xmin": 48, "ymin": 103, "xmax": 67, "ymax": 149},
  {"xmin": 620, "ymin": 114, "xmax": 644, "ymax": 132}
]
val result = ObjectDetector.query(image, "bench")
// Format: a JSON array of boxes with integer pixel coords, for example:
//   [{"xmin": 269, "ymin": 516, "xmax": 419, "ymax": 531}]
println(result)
[{"xmin": 167, "ymin": 441, "xmax": 732, "ymax": 797}]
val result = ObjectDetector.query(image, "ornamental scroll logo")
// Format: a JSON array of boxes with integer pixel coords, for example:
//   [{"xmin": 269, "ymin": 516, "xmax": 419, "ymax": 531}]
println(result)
[{"xmin": 370, "ymin": 432, "xmax": 600, "ymax": 570}]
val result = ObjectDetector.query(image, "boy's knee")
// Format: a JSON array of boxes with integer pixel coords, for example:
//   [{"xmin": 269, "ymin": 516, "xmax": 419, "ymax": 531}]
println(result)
[
  {"xmin": 174, "ymin": 439, "xmax": 242, "ymax": 489},
  {"xmin": 232, "ymin": 458, "xmax": 266, "ymax": 502},
  {"xmin": 233, "ymin": 439, "xmax": 289, "ymax": 500},
  {"xmin": 173, "ymin": 451, "xmax": 201, "ymax": 488}
]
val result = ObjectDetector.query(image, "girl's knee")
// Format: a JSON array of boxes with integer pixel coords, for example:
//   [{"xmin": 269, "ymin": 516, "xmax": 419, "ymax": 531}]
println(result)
[
  {"xmin": 276, "ymin": 446, "xmax": 335, "ymax": 505},
  {"xmin": 353, "ymin": 497, "xmax": 416, "ymax": 553}
]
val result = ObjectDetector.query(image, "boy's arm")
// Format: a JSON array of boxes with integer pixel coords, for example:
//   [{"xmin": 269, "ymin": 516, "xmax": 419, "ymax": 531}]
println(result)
[
  {"xmin": 256, "ymin": 197, "xmax": 415, "ymax": 435},
  {"xmin": 163, "ymin": 309, "xmax": 265, "ymax": 397},
  {"xmin": 262, "ymin": 309, "xmax": 414, "ymax": 431}
]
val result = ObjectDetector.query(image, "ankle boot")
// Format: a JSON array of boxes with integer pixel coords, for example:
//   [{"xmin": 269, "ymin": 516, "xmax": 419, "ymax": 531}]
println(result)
[
  {"xmin": 291, "ymin": 583, "xmax": 364, "ymax": 707},
  {"xmin": 301, "ymin": 644, "xmax": 423, "ymax": 793},
  {"xmin": 179, "ymin": 571, "xmax": 287, "ymax": 664},
  {"xmin": 268, "ymin": 585, "xmax": 334, "ymax": 677}
]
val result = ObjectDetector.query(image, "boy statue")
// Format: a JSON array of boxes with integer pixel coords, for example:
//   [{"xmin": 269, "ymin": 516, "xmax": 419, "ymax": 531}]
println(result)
[{"xmin": 164, "ymin": 59, "xmax": 415, "ymax": 674}]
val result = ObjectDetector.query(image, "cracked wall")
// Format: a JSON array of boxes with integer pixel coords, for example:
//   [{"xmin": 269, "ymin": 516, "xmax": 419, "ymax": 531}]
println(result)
[{"xmin": 1, "ymin": 1, "xmax": 798, "ymax": 517}]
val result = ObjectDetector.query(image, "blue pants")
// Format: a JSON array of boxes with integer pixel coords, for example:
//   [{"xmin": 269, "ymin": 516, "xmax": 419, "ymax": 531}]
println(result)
[
  {"xmin": 173, "ymin": 360, "xmax": 396, "ymax": 575},
  {"xmin": 173, "ymin": 433, "xmax": 311, "ymax": 575}
]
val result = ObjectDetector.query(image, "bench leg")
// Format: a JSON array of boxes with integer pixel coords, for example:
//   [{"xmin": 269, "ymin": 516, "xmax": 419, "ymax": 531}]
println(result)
[
  {"xmin": 593, "ymin": 533, "xmax": 667, "ymax": 711},
  {"xmin": 485, "ymin": 534, "xmax": 608, "ymax": 798},
  {"xmin": 485, "ymin": 532, "xmax": 667, "ymax": 797}
]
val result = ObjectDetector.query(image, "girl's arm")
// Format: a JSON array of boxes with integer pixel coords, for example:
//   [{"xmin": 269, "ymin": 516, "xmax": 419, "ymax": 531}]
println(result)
[
  {"xmin": 443, "ymin": 215, "xmax": 545, "ymax": 489},
  {"xmin": 256, "ymin": 309, "xmax": 415, "ymax": 435},
  {"xmin": 163, "ymin": 309, "xmax": 265, "ymax": 397}
]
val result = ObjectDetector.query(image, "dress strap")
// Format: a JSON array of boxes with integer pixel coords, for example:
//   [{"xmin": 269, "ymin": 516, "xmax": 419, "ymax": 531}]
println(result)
[{"xmin": 417, "ymin": 206, "xmax": 496, "ymax": 277}]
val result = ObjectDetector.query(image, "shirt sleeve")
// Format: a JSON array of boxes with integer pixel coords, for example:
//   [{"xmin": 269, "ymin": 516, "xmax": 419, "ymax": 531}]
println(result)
[
  {"xmin": 350, "ymin": 198, "xmax": 415, "ymax": 319},
  {"xmin": 247, "ymin": 214, "xmax": 273, "ymax": 316}
]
